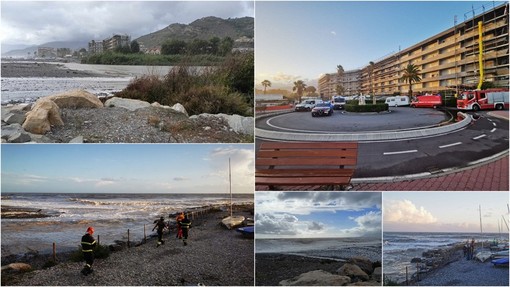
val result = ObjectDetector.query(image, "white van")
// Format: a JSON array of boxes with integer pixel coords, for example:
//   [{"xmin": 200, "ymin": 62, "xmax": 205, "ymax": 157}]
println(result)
[{"xmin": 385, "ymin": 96, "xmax": 410, "ymax": 107}]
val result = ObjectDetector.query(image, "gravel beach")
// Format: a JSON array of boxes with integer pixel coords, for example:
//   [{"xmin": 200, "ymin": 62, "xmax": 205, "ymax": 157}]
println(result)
[
  {"xmin": 414, "ymin": 250, "xmax": 509, "ymax": 286},
  {"xmin": 1, "ymin": 62, "xmax": 111, "ymax": 78},
  {"xmin": 3, "ymin": 208, "xmax": 254, "ymax": 286}
]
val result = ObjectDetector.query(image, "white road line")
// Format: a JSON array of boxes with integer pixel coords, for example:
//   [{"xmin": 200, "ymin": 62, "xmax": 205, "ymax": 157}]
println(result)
[
  {"xmin": 493, "ymin": 122, "xmax": 497, "ymax": 127},
  {"xmin": 487, "ymin": 118, "xmax": 493, "ymax": 122},
  {"xmin": 473, "ymin": 134, "xmax": 487, "ymax": 140},
  {"xmin": 383, "ymin": 150, "xmax": 418, "ymax": 155},
  {"xmin": 439, "ymin": 142, "xmax": 462, "ymax": 149},
  {"xmin": 490, "ymin": 128, "xmax": 497, "ymax": 133}
]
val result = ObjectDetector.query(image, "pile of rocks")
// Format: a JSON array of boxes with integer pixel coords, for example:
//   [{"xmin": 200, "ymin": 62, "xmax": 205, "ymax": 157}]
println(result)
[
  {"xmin": 409, "ymin": 244, "xmax": 463, "ymax": 281},
  {"xmin": 1, "ymin": 90, "xmax": 254, "ymax": 143},
  {"xmin": 279, "ymin": 256, "xmax": 381, "ymax": 286}
]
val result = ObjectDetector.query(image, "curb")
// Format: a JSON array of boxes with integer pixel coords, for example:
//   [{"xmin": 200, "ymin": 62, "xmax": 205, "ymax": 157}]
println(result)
[
  {"xmin": 256, "ymin": 112, "xmax": 472, "ymax": 142},
  {"xmin": 351, "ymin": 149, "xmax": 509, "ymax": 184}
]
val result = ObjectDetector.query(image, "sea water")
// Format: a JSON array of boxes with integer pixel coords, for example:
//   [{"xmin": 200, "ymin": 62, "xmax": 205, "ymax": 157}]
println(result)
[
  {"xmin": 383, "ymin": 232, "xmax": 506, "ymax": 283},
  {"xmin": 256, "ymin": 237, "xmax": 382, "ymax": 262},
  {"xmin": 1, "ymin": 192, "xmax": 253, "ymax": 256}
]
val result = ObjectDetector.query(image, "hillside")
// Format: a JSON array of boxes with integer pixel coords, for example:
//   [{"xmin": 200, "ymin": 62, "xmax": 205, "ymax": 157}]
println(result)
[
  {"xmin": 135, "ymin": 16, "xmax": 254, "ymax": 49},
  {"xmin": 2, "ymin": 41, "xmax": 88, "ymax": 58}
]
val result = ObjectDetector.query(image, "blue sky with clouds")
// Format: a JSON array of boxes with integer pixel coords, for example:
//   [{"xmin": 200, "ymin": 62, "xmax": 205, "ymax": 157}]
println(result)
[
  {"xmin": 256, "ymin": 192, "xmax": 382, "ymax": 238},
  {"xmin": 255, "ymin": 0, "xmax": 504, "ymax": 89},
  {"xmin": 384, "ymin": 192, "xmax": 510, "ymax": 233},
  {"xmin": 1, "ymin": 144, "xmax": 254, "ymax": 194}
]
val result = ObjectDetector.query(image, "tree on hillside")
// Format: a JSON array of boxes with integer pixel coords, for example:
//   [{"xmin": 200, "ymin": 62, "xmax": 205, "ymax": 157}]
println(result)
[
  {"xmin": 130, "ymin": 41, "xmax": 140, "ymax": 53},
  {"xmin": 400, "ymin": 63, "xmax": 421, "ymax": 100},
  {"xmin": 161, "ymin": 39, "xmax": 187, "ymax": 55},
  {"xmin": 293, "ymin": 80, "xmax": 307, "ymax": 103},
  {"xmin": 219, "ymin": 37, "xmax": 234, "ymax": 56},
  {"xmin": 261, "ymin": 80, "xmax": 271, "ymax": 94},
  {"xmin": 209, "ymin": 37, "xmax": 220, "ymax": 55}
]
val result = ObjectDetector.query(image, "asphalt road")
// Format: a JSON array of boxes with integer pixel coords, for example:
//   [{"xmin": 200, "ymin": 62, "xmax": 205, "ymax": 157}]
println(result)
[{"xmin": 255, "ymin": 110, "xmax": 509, "ymax": 178}]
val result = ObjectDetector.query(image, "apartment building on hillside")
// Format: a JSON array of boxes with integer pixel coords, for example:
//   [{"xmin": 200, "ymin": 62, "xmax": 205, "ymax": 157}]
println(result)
[
  {"xmin": 320, "ymin": 3, "xmax": 509, "ymax": 97},
  {"xmin": 88, "ymin": 34, "xmax": 131, "ymax": 54}
]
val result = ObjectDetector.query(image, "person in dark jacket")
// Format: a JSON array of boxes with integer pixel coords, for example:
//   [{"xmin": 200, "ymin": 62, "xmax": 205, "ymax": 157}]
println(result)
[
  {"xmin": 152, "ymin": 216, "xmax": 167, "ymax": 247},
  {"xmin": 81, "ymin": 226, "xmax": 96, "ymax": 276},
  {"xmin": 178, "ymin": 214, "xmax": 192, "ymax": 246}
]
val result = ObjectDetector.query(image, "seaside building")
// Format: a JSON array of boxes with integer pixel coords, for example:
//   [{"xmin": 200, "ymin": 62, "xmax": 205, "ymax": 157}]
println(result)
[
  {"xmin": 88, "ymin": 34, "xmax": 131, "ymax": 54},
  {"xmin": 319, "ymin": 2, "xmax": 509, "ymax": 97}
]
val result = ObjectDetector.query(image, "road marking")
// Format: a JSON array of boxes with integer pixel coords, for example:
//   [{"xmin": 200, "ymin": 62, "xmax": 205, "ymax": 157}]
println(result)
[
  {"xmin": 487, "ymin": 118, "xmax": 493, "ymax": 122},
  {"xmin": 492, "ymin": 122, "xmax": 497, "ymax": 127},
  {"xmin": 473, "ymin": 134, "xmax": 486, "ymax": 140},
  {"xmin": 439, "ymin": 142, "xmax": 462, "ymax": 149},
  {"xmin": 383, "ymin": 150, "xmax": 418, "ymax": 155},
  {"xmin": 490, "ymin": 128, "xmax": 497, "ymax": 133}
]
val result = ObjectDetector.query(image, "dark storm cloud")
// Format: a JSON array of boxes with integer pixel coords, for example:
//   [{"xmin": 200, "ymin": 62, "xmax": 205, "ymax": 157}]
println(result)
[
  {"xmin": 255, "ymin": 213, "xmax": 300, "ymax": 236},
  {"xmin": 1, "ymin": 1, "xmax": 254, "ymax": 45},
  {"xmin": 276, "ymin": 192, "xmax": 381, "ymax": 209}
]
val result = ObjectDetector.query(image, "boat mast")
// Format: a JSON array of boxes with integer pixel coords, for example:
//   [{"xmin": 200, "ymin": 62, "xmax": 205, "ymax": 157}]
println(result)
[
  {"xmin": 479, "ymin": 204, "xmax": 484, "ymax": 249},
  {"xmin": 229, "ymin": 157, "xmax": 232, "ymax": 218}
]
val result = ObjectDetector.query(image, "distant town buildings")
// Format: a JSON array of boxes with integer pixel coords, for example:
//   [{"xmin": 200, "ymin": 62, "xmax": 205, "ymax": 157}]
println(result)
[
  {"xmin": 319, "ymin": 3, "xmax": 509, "ymax": 98},
  {"xmin": 88, "ymin": 34, "xmax": 131, "ymax": 54}
]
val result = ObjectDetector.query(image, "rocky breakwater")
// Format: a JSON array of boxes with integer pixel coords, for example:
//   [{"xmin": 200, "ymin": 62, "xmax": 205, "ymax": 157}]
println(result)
[
  {"xmin": 1, "ymin": 89, "xmax": 254, "ymax": 143},
  {"xmin": 279, "ymin": 256, "xmax": 381, "ymax": 286},
  {"xmin": 407, "ymin": 243, "xmax": 464, "ymax": 284}
]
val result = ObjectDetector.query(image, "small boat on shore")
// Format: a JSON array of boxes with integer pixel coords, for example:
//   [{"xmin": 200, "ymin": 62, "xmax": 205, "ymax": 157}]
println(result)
[
  {"xmin": 236, "ymin": 226, "xmax": 254, "ymax": 238},
  {"xmin": 221, "ymin": 158, "xmax": 245, "ymax": 230},
  {"xmin": 491, "ymin": 250, "xmax": 509, "ymax": 259},
  {"xmin": 491, "ymin": 257, "xmax": 509, "ymax": 267}
]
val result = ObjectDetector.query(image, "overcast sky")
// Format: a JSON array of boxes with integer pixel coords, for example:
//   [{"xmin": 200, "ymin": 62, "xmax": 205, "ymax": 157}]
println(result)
[
  {"xmin": 256, "ymin": 192, "xmax": 382, "ymax": 239},
  {"xmin": 0, "ymin": 1, "xmax": 254, "ymax": 49},
  {"xmin": 384, "ymin": 192, "xmax": 510, "ymax": 233},
  {"xmin": 1, "ymin": 144, "xmax": 254, "ymax": 194}
]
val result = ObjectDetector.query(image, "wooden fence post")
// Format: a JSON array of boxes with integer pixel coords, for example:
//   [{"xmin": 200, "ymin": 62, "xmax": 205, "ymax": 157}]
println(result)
[
  {"xmin": 406, "ymin": 266, "xmax": 408, "ymax": 285},
  {"xmin": 144, "ymin": 224, "xmax": 146, "ymax": 243},
  {"xmin": 52, "ymin": 242, "xmax": 56, "ymax": 262},
  {"xmin": 97, "ymin": 235, "xmax": 100, "ymax": 245},
  {"xmin": 128, "ymin": 229, "xmax": 130, "ymax": 248}
]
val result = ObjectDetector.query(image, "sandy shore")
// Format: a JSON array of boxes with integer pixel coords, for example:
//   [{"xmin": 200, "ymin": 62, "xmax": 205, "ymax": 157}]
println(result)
[
  {"xmin": 413, "ymin": 250, "xmax": 509, "ymax": 286},
  {"xmin": 3, "ymin": 207, "xmax": 254, "ymax": 286},
  {"xmin": 1, "ymin": 62, "xmax": 110, "ymax": 78}
]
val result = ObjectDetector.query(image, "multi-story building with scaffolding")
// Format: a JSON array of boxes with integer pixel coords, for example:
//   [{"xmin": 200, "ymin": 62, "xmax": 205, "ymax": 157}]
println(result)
[
  {"xmin": 318, "ymin": 70, "xmax": 362, "ymax": 99},
  {"xmin": 319, "ymin": 2, "xmax": 508, "ymax": 97}
]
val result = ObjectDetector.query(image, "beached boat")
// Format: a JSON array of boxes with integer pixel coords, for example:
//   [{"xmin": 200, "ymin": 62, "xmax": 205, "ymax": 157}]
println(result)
[
  {"xmin": 492, "ymin": 250, "xmax": 509, "ymax": 259},
  {"xmin": 236, "ymin": 226, "xmax": 254, "ymax": 238},
  {"xmin": 491, "ymin": 257, "xmax": 509, "ymax": 267},
  {"xmin": 475, "ymin": 251, "xmax": 493, "ymax": 262},
  {"xmin": 221, "ymin": 158, "xmax": 245, "ymax": 230}
]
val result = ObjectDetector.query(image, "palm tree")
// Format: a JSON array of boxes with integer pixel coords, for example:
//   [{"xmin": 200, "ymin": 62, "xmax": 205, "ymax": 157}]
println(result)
[
  {"xmin": 293, "ymin": 80, "xmax": 307, "ymax": 103},
  {"xmin": 400, "ymin": 63, "xmax": 422, "ymax": 100},
  {"xmin": 261, "ymin": 80, "xmax": 271, "ymax": 94},
  {"xmin": 369, "ymin": 61, "xmax": 376, "ymax": 104}
]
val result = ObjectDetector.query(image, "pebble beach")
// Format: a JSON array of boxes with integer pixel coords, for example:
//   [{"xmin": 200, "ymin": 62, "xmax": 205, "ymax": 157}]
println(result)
[{"xmin": 3, "ymin": 208, "xmax": 254, "ymax": 286}]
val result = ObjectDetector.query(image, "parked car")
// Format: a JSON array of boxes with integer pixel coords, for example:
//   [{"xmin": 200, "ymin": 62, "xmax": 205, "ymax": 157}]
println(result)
[
  {"xmin": 410, "ymin": 94, "xmax": 442, "ymax": 108},
  {"xmin": 311, "ymin": 102, "xmax": 333, "ymax": 117},
  {"xmin": 295, "ymin": 99, "xmax": 321, "ymax": 111}
]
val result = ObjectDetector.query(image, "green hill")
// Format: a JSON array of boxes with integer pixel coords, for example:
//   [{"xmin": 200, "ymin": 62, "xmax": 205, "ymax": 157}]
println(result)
[{"xmin": 135, "ymin": 16, "xmax": 254, "ymax": 49}]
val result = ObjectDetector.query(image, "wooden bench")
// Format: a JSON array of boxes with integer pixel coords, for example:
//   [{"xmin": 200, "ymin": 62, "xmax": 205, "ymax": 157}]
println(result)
[{"xmin": 255, "ymin": 142, "xmax": 358, "ymax": 189}]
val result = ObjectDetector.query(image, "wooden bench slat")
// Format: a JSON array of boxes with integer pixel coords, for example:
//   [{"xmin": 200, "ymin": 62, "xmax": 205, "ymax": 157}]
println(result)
[
  {"xmin": 256, "ymin": 169, "xmax": 354, "ymax": 177},
  {"xmin": 255, "ymin": 176, "xmax": 352, "ymax": 185},
  {"xmin": 257, "ymin": 158, "xmax": 357, "ymax": 166},
  {"xmin": 257, "ymin": 150, "xmax": 358, "ymax": 158},
  {"xmin": 260, "ymin": 142, "xmax": 358, "ymax": 150}
]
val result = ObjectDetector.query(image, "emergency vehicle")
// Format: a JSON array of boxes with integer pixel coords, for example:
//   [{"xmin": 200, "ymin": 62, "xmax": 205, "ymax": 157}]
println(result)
[{"xmin": 456, "ymin": 89, "xmax": 509, "ymax": 111}]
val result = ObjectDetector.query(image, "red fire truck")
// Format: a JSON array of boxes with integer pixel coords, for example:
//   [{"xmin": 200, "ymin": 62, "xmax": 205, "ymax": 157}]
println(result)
[{"xmin": 457, "ymin": 89, "xmax": 509, "ymax": 111}]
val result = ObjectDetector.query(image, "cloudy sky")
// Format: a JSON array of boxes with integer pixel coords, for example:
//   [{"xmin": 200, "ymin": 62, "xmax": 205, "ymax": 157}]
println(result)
[
  {"xmin": 255, "ymin": 1, "xmax": 503, "ymax": 90},
  {"xmin": 384, "ymin": 192, "xmax": 510, "ymax": 233},
  {"xmin": 0, "ymin": 1, "xmax": 254, "ymax": 50},
  {"xmin": 256, "ymin": 192, "xmax": 381, "ymax": 239},
  {"xmin": 1, "ymin": 144, "xmax": 254, "ymax": 194}
]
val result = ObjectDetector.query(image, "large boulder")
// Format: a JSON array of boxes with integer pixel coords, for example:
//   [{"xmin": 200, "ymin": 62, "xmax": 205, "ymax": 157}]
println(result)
[
  {"xmin": 190, "ymin": 113, "xmax": 254, "ymax": 135},
  {"xmin": 336, "ymin": 263, "xmax": 370, "ymax": 282},
  {"xmin": 279, "ymin": 270, "xmax": 351, "ymax": 286},
  {"xmin": 46, "ymin": 90, "xmax": 103, "ymax": 109},
  {"xmin": 1, "ymin": 123, "xmax": 24, "ymax": 140},
  {"xmin": 348, "ymin": 256, "xmax": 374, "ymax": 275},
  {"xmin": 170, "ymin": 103, "xmax": 189, "ymax": 117},
  {"xmin": 3, "ymin": 113, "xmax": 26, "ymax": 125},
  {"xmin": 372, "ymin": 267, "xmax": 382, "ymax": 282},
  {"xmin": 1, "ymin": 263, "xmax": 32, "ymax": 273},
  {"xmin": 105, "ymin": 97, "xmax": 151, "ymax": 111},
  {"xmin": 22, "ymin": 98, "xmax": 64, "ymax": 134}
]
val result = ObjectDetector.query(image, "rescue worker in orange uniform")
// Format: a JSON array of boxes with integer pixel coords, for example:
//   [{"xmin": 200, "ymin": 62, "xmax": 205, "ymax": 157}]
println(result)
[
  {"xmin": 175, "ymin": 212, "xmax": 185, "ymax": 239},
  {"xmin": 81, "ymin": 226, "xmax": 97, "ymax": 276}
]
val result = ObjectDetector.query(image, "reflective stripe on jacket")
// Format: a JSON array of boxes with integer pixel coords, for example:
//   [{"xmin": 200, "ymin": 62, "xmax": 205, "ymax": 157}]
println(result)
[{"xmin": 81, "ymin": 233, "xmax": 96, "ymax": 252}]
